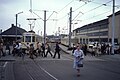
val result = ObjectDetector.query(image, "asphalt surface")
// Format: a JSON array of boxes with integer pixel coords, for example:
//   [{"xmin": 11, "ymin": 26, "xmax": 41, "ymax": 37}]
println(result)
[{"xmin": 0, "ymin": 43, "xmax": 120, "ymax": 80}]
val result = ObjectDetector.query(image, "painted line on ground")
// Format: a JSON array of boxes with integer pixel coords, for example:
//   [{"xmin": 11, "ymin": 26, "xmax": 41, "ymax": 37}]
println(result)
[
  {"xmin": 3, "ymin": 62, "xmax": 8, "ymax": 68},
  {"xmin": 37, "ymin": 63, "xmax": 58, "ymax": 80}
]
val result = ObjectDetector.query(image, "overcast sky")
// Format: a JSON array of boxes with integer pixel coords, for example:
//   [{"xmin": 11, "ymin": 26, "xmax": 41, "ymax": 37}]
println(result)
[{"xmin": 0, "ymin": 0, "xmax": 120, "ymax": 35}]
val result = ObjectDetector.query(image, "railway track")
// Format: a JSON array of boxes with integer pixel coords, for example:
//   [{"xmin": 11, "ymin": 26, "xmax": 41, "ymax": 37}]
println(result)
[{"xmin": 22, "ymin": 59, "xmax": 58, "ymax": 80}]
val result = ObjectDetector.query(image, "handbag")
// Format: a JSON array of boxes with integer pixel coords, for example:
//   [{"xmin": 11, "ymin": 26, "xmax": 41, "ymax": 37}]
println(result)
[{"xmin": 77, "ymin": 63, "xmax": 83, "ymax": 67}]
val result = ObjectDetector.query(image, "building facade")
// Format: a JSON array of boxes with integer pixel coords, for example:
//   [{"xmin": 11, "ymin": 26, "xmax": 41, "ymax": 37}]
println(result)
[
  {"xmin": 108, "ymin": 11, "xmax": 120, "ymax": 44},
  {"xmin": 73, "ymin": 18, "xmax": 109, "ymax": 44},
  {"xmin": 73, "ymin": 10, "xmax": 120, "ymax": 44},
  {"xmin": 0, "ymin": 24, "xmax": 26, "ymax": 45}
]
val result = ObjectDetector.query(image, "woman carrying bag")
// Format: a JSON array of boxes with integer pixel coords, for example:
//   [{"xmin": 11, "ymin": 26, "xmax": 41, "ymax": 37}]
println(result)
[{"xmin": 73, "ymin": 44, "xmax": 84, "ymax": 77}]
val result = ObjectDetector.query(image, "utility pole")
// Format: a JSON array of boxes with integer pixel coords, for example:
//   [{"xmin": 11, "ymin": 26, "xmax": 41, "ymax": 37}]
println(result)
[
  {"xmin": 58, "ymin": 27, "xmax": 61, "ymax": 41},
  {"xmin": 0, "ymin": 29, "xmax": 2, "ymax": 39},
  {"xmin": 15, "ymin": 11, "xmax": 23, "ymax": 41},
  {"xmin": 69, "ymin": 7, "xmax": 72, "ymax": 48},
  {"xmin": 111, "ymin": 0, "xmax": 115, "ymax": 55},
  {"xmin": 58, "ymin": 27, "xmax": 60, "ymax": 36},
  {"xmin": 44, "ymin": 10, "xmax": 46, "ymax": 45},
  {"xmin": 16, "ymin": 14, "xmax": 18, "ymax": 41}
]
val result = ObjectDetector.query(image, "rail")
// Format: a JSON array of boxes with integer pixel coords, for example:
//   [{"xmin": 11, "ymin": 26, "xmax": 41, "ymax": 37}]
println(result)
[{"xmin": 0, "ymin": 62, "xmax": 8, "ymax": 80}]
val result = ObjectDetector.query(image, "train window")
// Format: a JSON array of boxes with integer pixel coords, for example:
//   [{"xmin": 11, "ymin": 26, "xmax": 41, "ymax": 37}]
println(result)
[
  {"xmin": 25, "ymin": 36, "xmax": 31, "ymax": 42},
  {"xmin": 22, "ymin": 37, "xmax": 24, "ymax": 42},
  {"xmin": 32, "ymin": 36, "xmax": 35, "ymax": 42}
]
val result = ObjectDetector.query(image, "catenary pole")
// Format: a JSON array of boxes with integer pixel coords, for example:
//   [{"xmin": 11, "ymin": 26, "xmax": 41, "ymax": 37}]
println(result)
[
  {"xmin": 16, "ymin": 14, "xmax": 18, "ymax": 41},
  {"xmin": 111, "ymin": 0, "xmax": 115, "ymax": 54},
  {"xmin": 69, "ymin": 7, "xmax": 72, "ymax": 48},
  {"xmin": 44, "ymin": 10, "xmax": 46, "ymax": 45}
]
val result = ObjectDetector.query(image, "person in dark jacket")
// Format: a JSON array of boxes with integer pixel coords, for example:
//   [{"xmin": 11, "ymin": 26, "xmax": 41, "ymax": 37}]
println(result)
[
  {"xmin": 5, "ymin": 42, "xmax": 10, "ymax": 55},
  {"xmin": 29, "ymin": 44, "xmax": 34, "ymax": 59},
  {"xmin": 72, "ymin": 44, "xmax": 76, "ymax": 56},
  {"xmin": 82, "ymin": 44, "xmax": 87, "ymax": 56},
  {"xmin": 41, "ymin": 43, "xmax": 45, "ymax": 57},
  {"xmin": 53, "ymin": 42, "xmax": 60, "ymax": 59}
]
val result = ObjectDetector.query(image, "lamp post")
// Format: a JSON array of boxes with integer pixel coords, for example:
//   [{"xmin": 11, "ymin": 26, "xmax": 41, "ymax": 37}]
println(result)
[{"xmin": 15, "ymin": 11, "xmax": 23, "ymax": 41}]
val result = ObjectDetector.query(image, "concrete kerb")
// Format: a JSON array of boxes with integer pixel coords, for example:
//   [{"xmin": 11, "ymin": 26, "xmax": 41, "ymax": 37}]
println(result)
[
  {"xmin": 59, "ymin": 44, "xmax": 71, "ymax": 54},
  {"xmin": 60, "ymin": 48, "xmax": 70, "ymax": 54}
]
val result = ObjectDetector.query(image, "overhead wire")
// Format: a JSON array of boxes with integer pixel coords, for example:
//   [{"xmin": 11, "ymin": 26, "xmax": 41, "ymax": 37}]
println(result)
[
  {"xmin": 74, "ymin": 0, "xmax": 112, "ymax": 21},
  {"xmin": 53, "ymin": 0, "xmax": 74, "ymax": 34},
  {"xmin": 73, "ymin": 3, "xmax": 87, "ymax": 12},
  {"xmin": 72, "ymin": 11, "xmax": 84, "ymax": 21},
  {"xmin": 57, "ymin": 0, "xmax": 74, "ymax": 13},
  {"xmin": 61, "ymin": 13, "xmax": 69, "ymax": 34},
  {"xmin": 72, "ymin": 0, "xmax": 94, "ymax": 21},
  {"xmin": 84, "ymin": 0, "xmax": 112, "ymax": 13},
  {"xmin": 47, "ymin": 11, "xmax": 57, "ymax": 21},
  {"xmin": 50, "ymin": 11, "xmax": 58, "ymax": 34},
  {"xmin": 57, "ymin": 14, "xmax": 69, "ymax": 21},
  {"xmin": 82, "ymin": 10, "xmax": 111, "ymax": 22}
]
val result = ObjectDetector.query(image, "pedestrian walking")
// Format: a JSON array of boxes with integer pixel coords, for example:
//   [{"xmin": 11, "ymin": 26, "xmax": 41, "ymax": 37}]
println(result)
[
  {"xmin": 73, "ymin": 44, "xmax": 84, "ymax": 77},
  {"xmin": 72, "ymin": 44, "xmax": 76, "ymax": 56},
  {"xmin": 0, "ymin": 39, "xmax": 5, "ymax": 56},
  {"xmin": 26, "ymin": 43, "xmax": 30, "ymax": 55},
  {"xmin": 5, "ymin": 42, "xmax": 11, "ymax": 55},
  {"xmin": 15, "ymin": 41, "xmax": 22, "ymax": 57},
  {"xmin": 12, "ymin": 41, "xmax": 16, "ymax": 56},
  {"xmin": 53, "ymin": 42, "xmax": 60, "ymax": 59},
  {"xmin": 36, "ymin": 42, "xmax": 41, "ymax": 56},
  {"xmin": 82, "ymin": 44, "xmax": 87, "ymax": 56},
  {"xmin": 29, "ymin": 44, "xmax": 37, "ymax": 59},
  {"xmin": 83, "ymin": 44, "xmax": 87, "ymax": 56},
  {"xmin": 106, "ymin": 44, "xmax": 111, "ymax": 55},
  {"xmin": 101, "ymin": 43, "xmax": 106, "ymax": 55},
  {"xmin": 29, "ymin": 44, "xmax": 34, "ymax": 59},
  {"xmin": 45, "ymin": 43, "xmax": 53, "ymax": 57},
  {"xmin": 41, "ymin": 43, "xmax": 45, "ymax": 57}
]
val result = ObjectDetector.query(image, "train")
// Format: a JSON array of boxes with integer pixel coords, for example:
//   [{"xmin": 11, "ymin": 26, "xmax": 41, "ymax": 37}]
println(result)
[{"xmin": 21, "ymin": 30, "xmax": 43, "ymax": 50}]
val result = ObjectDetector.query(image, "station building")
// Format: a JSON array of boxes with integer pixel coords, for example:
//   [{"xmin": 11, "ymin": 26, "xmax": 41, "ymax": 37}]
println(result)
[
  {"xmin": 73, "ymin": 10, "xmax": 120, "ymax": 44},
  {"xmin": 0, "ymin": 24, "xmax": 26, "ymax": 45}
]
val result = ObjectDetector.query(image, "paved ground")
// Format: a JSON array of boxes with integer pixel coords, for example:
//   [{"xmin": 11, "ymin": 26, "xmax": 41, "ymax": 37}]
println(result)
[{"xmin": 0, "ymin": 43, "xmax": 120, "ymax": 80}]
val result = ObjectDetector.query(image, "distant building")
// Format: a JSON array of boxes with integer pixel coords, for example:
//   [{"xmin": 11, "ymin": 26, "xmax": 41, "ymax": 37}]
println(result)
[
  {"xmin": 0, "ymin": 24, "xmax": 26, "ymax": 45},
  {"xmin": 73, "ymin": 18, "xmax": 109, "ymax": 44},
  {"xmin": 47, "ymin": 35, "xmax": 60, "ymax": 43}
]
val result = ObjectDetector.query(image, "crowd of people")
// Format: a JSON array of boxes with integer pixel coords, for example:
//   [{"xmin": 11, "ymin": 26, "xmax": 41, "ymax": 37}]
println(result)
[
  {"xmin": 27, "ymin": 42, "xmax": 61, "ymax": 59},
  {"xmin": 1, "ymin": 38, "xmax": 120, "ymax": 77},
  {"xmin": 0, "ymin": 39, "xmax": 61, "ymax": 59},
  {"xmin": 72, "ymin": 42, "xmax": 120, "ymax": 57}
]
